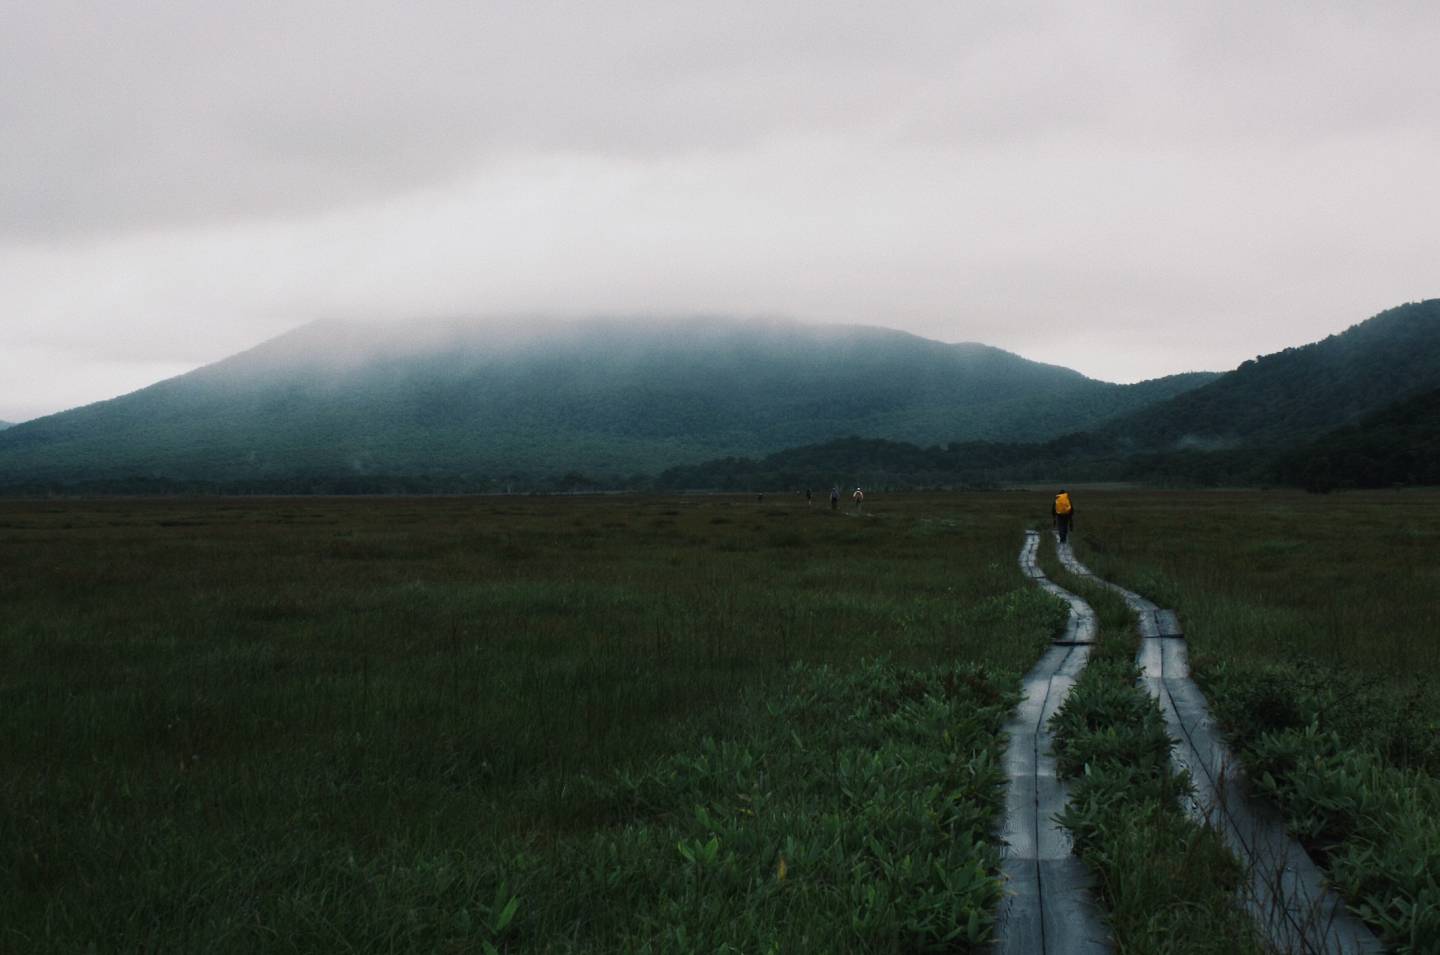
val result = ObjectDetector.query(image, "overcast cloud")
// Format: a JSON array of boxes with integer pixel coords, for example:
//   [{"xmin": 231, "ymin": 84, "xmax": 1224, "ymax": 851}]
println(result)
[{"xmin": 1, "ymin": 0, "xmax": 1437, "ymax": 422}]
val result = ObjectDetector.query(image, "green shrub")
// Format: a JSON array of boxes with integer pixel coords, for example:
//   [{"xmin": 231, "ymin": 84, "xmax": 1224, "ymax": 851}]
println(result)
[{"xmin": 1245, "ymin": 724, "xmax": 1440, "ymax": 953}]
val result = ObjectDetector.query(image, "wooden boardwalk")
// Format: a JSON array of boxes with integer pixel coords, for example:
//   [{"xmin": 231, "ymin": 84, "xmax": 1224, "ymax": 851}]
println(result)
[
  {"xmin": 991, "ymin": 531, "xmax": 1111, "ymax": 954},
  {"xmin": 1056, "ymin": 540, "xmax": 1384, "ymax": 955}
]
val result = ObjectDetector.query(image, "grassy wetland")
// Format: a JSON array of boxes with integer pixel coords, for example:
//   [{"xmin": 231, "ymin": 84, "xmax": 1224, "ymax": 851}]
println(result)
[
  {"xmin": 2, "ymin": 493, "xmax": 1062, "ymax": 952},
  {"xmin": 4, "ymin": 489, "xmax": 1439, "ymax": 952}
]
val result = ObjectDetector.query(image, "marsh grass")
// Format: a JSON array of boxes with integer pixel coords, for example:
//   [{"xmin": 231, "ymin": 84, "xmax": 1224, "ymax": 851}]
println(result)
[
  {"xmin": 1067, "ymin": 488, "xmax": 1440, "ymax": 951},
  {"xmin": 10, "ymin": 489, "xmax": 1434, "ymax": 951},
  {"xmin": 494, "ymin": 657, "xmax": 1020, "ymax": 952},
  {"xmin": 1, "ymin": 492, "xmax": 1057, "ymax": 952},
  {"xmin": 1067, "ymin": 489, "xmax": 1440, "ymax": 678}
]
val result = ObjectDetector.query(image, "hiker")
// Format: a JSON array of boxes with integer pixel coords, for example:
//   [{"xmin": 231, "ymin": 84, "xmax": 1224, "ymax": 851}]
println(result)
[
  {"xmin": 805, "ymin": 488, "xmax": 812, "ymax": 506},
  {"xmin": 830, "ymin": 485, "xmax": 840, "ymax": 510},
  {"xmin": 1053, "ymin": 488, "xmax": 1074, "ymax": 543},
  {"xmin": 852, "ymin": 486, "xmax": 865, "ymax": 511}
]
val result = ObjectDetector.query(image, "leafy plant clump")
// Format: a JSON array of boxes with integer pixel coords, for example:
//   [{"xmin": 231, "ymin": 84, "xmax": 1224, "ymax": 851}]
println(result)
[
  {"xmin": 1202, "ymin": 660, "xmax": 1440, "ymax": 777},
  {"xmin": 487, "ymin": 658, "xmax": 1019, "ymax": 952},
  {"xmin": 1203, "ymin": 663, "xmax": 1440, "ymax": 952}
]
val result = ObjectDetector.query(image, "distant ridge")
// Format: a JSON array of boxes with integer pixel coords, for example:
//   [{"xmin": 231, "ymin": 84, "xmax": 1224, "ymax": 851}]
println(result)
[
  {"xmin": 656, "ymin": 300, "xmax": 1440, "ymax": 489},
  {"xmin": 0, "ymin": 421, "xmax": 12, "ymax": 431},
  {"xmin": 0, "ymin": 316, "xmax": 1215, "ymax": 486},
  {"xmin": 1093, "ymin": 300, "xmax": 1440, "ymax": 453}
]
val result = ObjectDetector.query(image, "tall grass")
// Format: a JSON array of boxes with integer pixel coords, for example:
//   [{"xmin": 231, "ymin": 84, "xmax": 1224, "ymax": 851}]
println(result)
[
  {"xmin": 14, "ymin": 489, "xmax": 1429, "ymax": 950},
  {"xmin": 0, "ymin": 493, "xmax": 1058, "ymax": 951},
  {"xmin": 1065, "ymin": 488, "xmax": 1440, "ymax": 678}
]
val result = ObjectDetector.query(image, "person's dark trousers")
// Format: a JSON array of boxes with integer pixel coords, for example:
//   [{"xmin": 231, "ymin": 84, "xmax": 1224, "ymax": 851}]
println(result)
[{"xmin": 1055, "ymin": 513, "xmax": 1072, "ymax": 543}]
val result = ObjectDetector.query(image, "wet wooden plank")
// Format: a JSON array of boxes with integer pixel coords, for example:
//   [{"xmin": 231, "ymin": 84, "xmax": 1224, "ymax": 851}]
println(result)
[
  {"xmin": 1153, "ymin": 609, "xmax": 1183, "ymax": 638},
  {"xmin": 993, "ymin": 534, "xmax": 1111, "ymax": 953},
  {"xmin": 1160, "ymin": 635, "xmax": 1190, "ymax": 680},
  {"xmin": 1034, "ymin": 769, "xmax": 1075, "ymax": 861},
  {"xmin": 1135, "ymin": 610, "xmax": 1160, "ymax": 638},
  {"xmin": 1039, "ymin": 859, "xmax": 1113, "ymax": 955},
  {"xmin": 1136, "ymin": 638, "xmax": 1163, "ymax": 679},
  {"xmin": 993, "ymin": 862, "xmax": 1045, "ymax": 955}
]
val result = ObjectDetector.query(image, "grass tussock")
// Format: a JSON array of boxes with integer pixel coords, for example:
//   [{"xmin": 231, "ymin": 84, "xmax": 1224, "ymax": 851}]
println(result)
[{"xmin": 1205, "ymin": 668, "xmax": 1440, "ymax": 952}]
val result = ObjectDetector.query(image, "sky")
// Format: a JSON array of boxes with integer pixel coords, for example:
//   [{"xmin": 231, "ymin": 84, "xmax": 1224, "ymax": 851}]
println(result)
[{"xmin": 2, "ymin": 1, "xmax": 1437, "ymax": 423}]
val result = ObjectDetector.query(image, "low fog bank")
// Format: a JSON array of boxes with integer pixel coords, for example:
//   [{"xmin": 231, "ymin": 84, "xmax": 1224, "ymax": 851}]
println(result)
[
  {"xmin": 219, "ymin": 313, "xmax": 1171, "ymax": 386},
  {"xmin": 6, "ymin": 311, "xmax": 1226, "ymax": 423}
]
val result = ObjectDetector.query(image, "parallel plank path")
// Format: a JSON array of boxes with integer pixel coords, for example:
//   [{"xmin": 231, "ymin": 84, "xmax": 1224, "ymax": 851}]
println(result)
[
  {"xmin": 1055, "ymin": 539, "xmax": 1384, "ymax": 955},
  {"xmin": 992, "ymin": 530, "xmax": 1111, "ymax": 954}
]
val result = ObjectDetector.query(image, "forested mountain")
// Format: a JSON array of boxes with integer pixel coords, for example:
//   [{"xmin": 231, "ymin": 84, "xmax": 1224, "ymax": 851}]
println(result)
[
  {"xmin": 0, "ymin": 421, "xmax": 12, "ymax": 430},
  {"xmin": 1273, "ymin": 387, "xmax": 1440, "ymax": 490},
  {"xmin": 654, "ymin": 436, "xmax": 1033, "ymax": 491},
  {"xmin": 6, "ymin": 301, "xmax": 1432, "ymax": 492},
  {"xmin": 658, "ymin": 300, "xmax": 1440, "ymax": 490},
  {"xmin": 654, "ymin": 434, "xmax": 1262, "ymax": 491},
  {"xmin": 0, "ymin": 317, "xmax": 1214, "ymax": 485},
  {"xmin": 1093, "ymin": 300, "xmax": 1440, "ymax": 453}
]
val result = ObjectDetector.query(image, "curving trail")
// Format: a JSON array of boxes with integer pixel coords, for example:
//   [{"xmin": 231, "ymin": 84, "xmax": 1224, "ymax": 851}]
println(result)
[
  {"xmin": 992, "ymin": 531, "xmax": 1110, "ymax": 954},
  {"xmin": 1056, "ymin": 539, "xmax": 1384, "ymax": 955}
]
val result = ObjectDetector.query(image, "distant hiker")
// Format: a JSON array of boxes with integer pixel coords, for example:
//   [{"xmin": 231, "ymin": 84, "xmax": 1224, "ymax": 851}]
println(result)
[
  {"xmin": 757, "ymin": 492, "xmax": 764, "ymax": 504},
  {"xmin": 806, "ymin": 488, "xmax": 813, "ymax": 506},
  {"xmin": 852, "ymin": 486, "xmax": 865, "ymax": 512},
  {"xmin": 830, "ymin": 486, "xmax": 840, "ymax": 510},
  {"xmin": 1053, "ymin": 489, "xmax": 1074, "ymax": 543}
]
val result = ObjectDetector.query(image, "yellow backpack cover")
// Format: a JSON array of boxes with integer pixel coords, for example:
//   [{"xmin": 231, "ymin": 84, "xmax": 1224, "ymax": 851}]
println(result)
[{"xmin": 1055, "ymin": 493, "xmax": 1072, "ymax": 515}]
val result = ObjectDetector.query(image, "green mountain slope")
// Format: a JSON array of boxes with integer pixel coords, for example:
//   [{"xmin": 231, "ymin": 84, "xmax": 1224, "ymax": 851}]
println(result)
[
  {"xmin": 1273, "ymin": 387, "xmax": 1440, "ymax": 489},
  {"xmin": 655, "ymin": 301, "xmax": 1440, "ymax": 489},
  {"xmin": 0, "ymin": 421, "xmax": 12, "ymax": 431},
  {"xmin": 1096, "ymin": 300, "xmax": 1440, "ymax": 453},
  {"xmin": 0, "ymin": 317, "xmax": 1214, "ymax": 484}
]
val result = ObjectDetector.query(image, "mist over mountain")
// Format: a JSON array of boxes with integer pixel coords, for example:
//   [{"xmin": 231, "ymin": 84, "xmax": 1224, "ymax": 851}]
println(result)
[
  {"xmin": 0, "ymin": 421, "xmax": 12, "ymax": 431},
  {"xmin": 7, "ymin": 301, "xmax": 1432, "ymax": 492},
  {"xmin": 0, "ymin": 317, "xmax": 1215, "ymax": 486},
  {"xmin": 657, "ymin": 300, "xmax": 1440, "ymax": 489}
]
